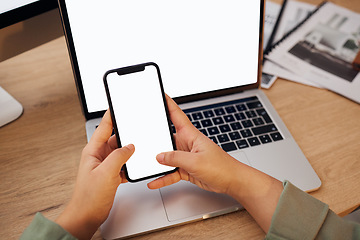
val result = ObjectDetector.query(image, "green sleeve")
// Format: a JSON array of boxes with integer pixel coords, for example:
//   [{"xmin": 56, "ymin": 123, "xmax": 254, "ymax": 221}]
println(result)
[
  {"xmin": 266, "ymin": 181, "xmax": 360, "ymax": 240},
  {"xmin": 20, "ymin": 212, "xmax": 77, "ymax": 240}
]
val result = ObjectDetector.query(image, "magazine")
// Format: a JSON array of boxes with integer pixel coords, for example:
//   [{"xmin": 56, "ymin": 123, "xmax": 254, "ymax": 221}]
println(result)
[
  {"xmin": 261, "ymin": 0, "xmax": 282, "ymax": 89},
  {"xmin": 265, "ymin": 1, "xmax": 360, "ymax": 103},
  {"xmin": 263, "ymin": 0, "xmax": 319, "ymax": 88}
]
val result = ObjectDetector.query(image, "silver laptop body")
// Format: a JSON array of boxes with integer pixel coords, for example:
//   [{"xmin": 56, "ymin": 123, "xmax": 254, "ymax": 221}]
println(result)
[{"xmin": 58, "ymin": 0, "xmax": 321, "ymax": 239}]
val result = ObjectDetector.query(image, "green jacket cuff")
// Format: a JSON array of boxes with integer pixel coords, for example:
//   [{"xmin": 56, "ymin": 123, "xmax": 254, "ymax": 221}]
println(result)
[
  {"xmin": 266, "ymin": 181, "xmax": 360, "ymax": 239},
  {"xmin": 20, "ymin": 212, "xmax": 77, "ymax": 240}
]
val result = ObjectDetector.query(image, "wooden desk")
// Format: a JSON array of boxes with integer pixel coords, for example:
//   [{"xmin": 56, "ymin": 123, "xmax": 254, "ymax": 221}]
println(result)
[{"xmin": 1, "ymin": 1, "xmax": 359, "ymax": 239}]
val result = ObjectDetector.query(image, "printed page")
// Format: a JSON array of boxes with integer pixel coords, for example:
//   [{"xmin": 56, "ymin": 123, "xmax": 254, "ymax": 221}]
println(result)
[
  {"xmin": 266, "ymin": 2, "xmax": 360, "ymax": 103},
  {"xmin": 263, "ymin": 0, "xmax": 318, "ymax": 88}
]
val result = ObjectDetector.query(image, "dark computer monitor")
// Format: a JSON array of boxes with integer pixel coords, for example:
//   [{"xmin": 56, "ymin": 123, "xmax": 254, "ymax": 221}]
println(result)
[{"xmin": 0, "ymin": 0, "xmax": 58, "ymax": 29}]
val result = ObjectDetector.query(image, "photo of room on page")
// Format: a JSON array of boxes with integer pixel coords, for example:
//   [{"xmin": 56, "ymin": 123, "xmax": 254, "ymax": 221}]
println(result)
[
  {"xmin": 266, "ymin": 2, "xmax": 360, "ymax": 104},
  {"xmin": 262, "ymin": 0, "xmax": 321, "ymax": 88},
  {"xmin": 289, "ymin": 13, "xmax": 359, "ymax": 82}
]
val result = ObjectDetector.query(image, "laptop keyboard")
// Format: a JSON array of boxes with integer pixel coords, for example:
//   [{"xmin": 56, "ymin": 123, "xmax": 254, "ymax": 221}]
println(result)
[{"xmin": 175, "ymin": 96, "xmax": 283, "ymax": 152}]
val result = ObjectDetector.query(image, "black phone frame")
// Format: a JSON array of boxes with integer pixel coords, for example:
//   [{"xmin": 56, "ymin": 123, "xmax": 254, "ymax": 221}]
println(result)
[{"xmin": 103, "ymin": 62, "xmax": 178, "ymax": 183}]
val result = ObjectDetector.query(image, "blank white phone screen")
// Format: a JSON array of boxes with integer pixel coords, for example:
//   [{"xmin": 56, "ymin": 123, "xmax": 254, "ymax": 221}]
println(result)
[{"xmin": 106, "ymin": 65, "xmax": 175, "ymax": 181}]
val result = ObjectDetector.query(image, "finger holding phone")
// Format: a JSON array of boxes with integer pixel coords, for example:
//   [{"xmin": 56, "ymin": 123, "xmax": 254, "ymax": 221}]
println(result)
[
  {"xmin": 147, "ymin": 95, "xmax": 244, "ymax": 195},
  {"xmin": 55, "ymin": 110, "xmax": 135, "ymax": 240},
  {"xmin": 149, "ymin": 95, "xmax": 283, "ymax": 233}
]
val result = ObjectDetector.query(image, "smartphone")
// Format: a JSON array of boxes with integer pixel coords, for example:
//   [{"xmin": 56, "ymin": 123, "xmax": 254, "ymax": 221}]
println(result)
[{"xmin": 103, "ymin": 62, "xmax": 177, "ymax": 182}]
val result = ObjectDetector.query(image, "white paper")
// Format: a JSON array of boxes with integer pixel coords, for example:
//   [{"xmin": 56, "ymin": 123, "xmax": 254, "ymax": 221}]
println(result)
[
  {"xmin": 263, "ymin": 1, "xmax": 282, "ymax": 50},
  {"xmin": 261, "ymin": 0, "xmax": 281, "ymax": 89},
  {"xmin": 273, "ymin": 0, "xmax": 316, "ymax": 43},
  {"xmin": 266, "ymin": 2, "xmax": 360, "ymax": 103},
  {"xmin": 263, "ymin": 0, "xmax": 318, "ymax": 88},
  {"xmin": 263, "ymin": 60, "xmax": 323, "ymax": 88}
]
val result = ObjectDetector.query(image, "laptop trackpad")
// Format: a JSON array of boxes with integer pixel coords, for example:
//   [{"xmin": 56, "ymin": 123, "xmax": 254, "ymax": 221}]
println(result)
[
  {"xmin": 160, "ymin": 181, "xmax": 240, "ymax": 222},
  {"xmin": 229, "ymin": 151, "xmax": 252, "ymax": 166},
  {"xmin": 160, "ymin": 151, "xmax": 249, "ymax": 222}
]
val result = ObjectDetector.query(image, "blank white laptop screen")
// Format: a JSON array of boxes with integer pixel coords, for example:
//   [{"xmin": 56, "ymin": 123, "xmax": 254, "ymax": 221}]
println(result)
[
  {"xmin": 0, "ymin": 0, "xmax": 38, "ymax": 14},
  {"xmin": 64, "ymin": 0, "xmax": 261, "ymax": 113}
]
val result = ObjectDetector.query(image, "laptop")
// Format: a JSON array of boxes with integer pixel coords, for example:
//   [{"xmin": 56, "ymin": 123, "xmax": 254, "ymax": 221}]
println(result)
[{"xmin": 58, "ymin": 0, "xmax": 321, "ymax": 239}]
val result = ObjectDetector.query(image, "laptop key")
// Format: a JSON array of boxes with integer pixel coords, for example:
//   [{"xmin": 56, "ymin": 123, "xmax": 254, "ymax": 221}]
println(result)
[
  {"xmin": 217, "ymin": 134, "xmax": 230, "ymax": 143},
  {"xmin": 259, "ymin": 134, "xmax": 272, "ymax": 144},
  {"xmin": 241, "ymin": 120, "xmax": 253, "ymax": 128},
  {"xmin": 252, "ymin": 124, "xmax": 277, "ymax": 135},
  {"xmin": 236, "ymin": 104, "xmax": 247, "ymax": 111},
  {"xmin": 234, "ymin": 112, "xmax": 246, "ymax": 121},
  {"xmin": 229, "ymin": 131, "xmax": 241, "ymax": 140},
  {"xmin": 208, "ymin": 127, "xmax": 220, "ymax": 135},
  {"xmin": 253, "ymin": 117, "xmax": 264, "ymax": 126},
  {"xmin": 270, "ymin": 132, "xmax": 283, "ymax": 141},
  {"xmin": 240, "ymin": 129, "xmax": 253, "ymax": 138},
  {"xmin": 248, "ymin": 137, "xmax": 261, "ymax": 146},
  {"xmin": 262, "ymin": 114, "xmax": 272, "ymax": 124},
  {"xmin": 214, "ymin": 108, "xmax": 226, "ymax": 116},
  {"xmin": 225, "ymin": 106, "xmax": 236, "ymax": 113},
  {"xmin": 213, "ymin": 117, "xmax": 224, "ymax": 125},
  {"xmin": 230, "ymin": 122, "xmax": 242, "ymax": 130},
  {"xmin": 256, "ymin": 108, "xmax": 272, "ymax": 123},
  {"xmin": 221, "ymin": 142, "xmax": 237, "ymax": 152},
  {"xmin": 192, "ymin": 112, "xmax": 203, "ymax": 120},
  {"xmin": 192, "ymin": 121, "xmax": 202, "ymax": 129},
  {"xmin": 224, "ymin": 115, "xmax": 235, "ymax": 122},
  {"xmin": 201, "ymin": 119, "xmax": 213, "ymax": 127},
  {"xmin": 219, "ymin": 124, "xmax": 231, "ymax": 133},
  {"xmin": 247, "ymin": 101, "xmax": 262, "ymax": 109},
  {"xmin": 245, "ymin": 110, "xmax": 257, "ymax": 118},
  {"xmin": 236, "ymin": 139, "xmax": 249, "ymax": 149},
  {"xmin": 203, "ymin": 110, "xmax": 215, "ymax": 118}
]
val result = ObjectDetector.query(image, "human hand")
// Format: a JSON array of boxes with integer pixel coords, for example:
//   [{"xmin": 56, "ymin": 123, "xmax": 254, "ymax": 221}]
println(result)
[
  {"xmin": 148, "ymin": 96, "xmax": 283, "ymax": 233},
  {"xmin": 147, "ymin": 95, "xmax": 244, "ymax": 195},
  {"xmin": 56, "ymin": 110, "xmax": 135, "ymax": 240}
]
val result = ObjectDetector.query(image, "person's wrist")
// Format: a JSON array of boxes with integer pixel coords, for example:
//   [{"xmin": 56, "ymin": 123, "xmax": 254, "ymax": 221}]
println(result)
[
  {"xmin": 223, "ymin": 159, "xmax": 248, "ymax": 199},
  {"xmin": 222, "ymin": 156, "xmax": 270, "ymax": 202},
  {"xmin": 56, "ymin": 199, "xmax": 101, "ymax": 240},
  {"xmin": 225, "ymin": 162, "xmax": 282, "ymax": 208}
]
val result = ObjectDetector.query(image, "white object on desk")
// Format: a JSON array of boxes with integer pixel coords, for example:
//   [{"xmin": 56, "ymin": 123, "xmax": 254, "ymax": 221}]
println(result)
[{"xmin": 0, "ymin": 86, "xmax": 23, "ymax": 127}]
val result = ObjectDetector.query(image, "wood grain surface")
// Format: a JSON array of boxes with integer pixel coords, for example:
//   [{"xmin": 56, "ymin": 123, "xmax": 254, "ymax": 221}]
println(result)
[{"xmin": 0, "ymin": 1, "xmax": 359, "ymax": 239}]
